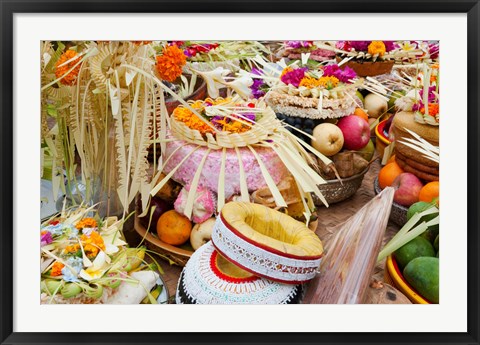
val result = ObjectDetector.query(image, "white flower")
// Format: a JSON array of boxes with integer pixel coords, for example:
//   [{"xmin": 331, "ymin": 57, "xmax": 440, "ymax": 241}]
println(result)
[
  {"xmin": 224, "ymin": 76, "xmax": 253, "ymax": 100},
  {"xmin": 191, "ymin": 67, "xmax": 230, "ymax": 98},
  {"xmin": 79, "ymin": 251, "xmax": 108, "ymax": 281}
]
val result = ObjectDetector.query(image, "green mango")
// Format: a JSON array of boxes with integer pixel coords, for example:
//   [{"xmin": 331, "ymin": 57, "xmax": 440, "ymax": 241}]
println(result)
[
  {"xmin": 403, "ymin": 257, "xmax": 439, "ymax": 303},
  {"xmin": 393, "ymin": 236, "xmax": 435, "ymax": 270},
  {"xmin": 434, "ymin": 235, "xmax": 439, "ymax": 253},
  {"xmin": 407, "ymin": 202, "xmax": 439, "ymax": 243}
]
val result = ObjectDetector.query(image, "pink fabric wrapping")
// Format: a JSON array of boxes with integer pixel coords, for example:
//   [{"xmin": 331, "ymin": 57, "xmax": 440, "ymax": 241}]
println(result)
[{"xmin": 164, "ymin": 139, "xmax": 290, "ymax": 198}]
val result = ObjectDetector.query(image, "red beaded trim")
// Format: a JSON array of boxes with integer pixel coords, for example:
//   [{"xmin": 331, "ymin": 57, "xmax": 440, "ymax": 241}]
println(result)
[
  {"xmin": 220, "ymin": 213, "xmax": 323, "ymax": 261},
  {"xmin": 209, "ymin": 249, "xmax": 259, "ymax": 284}
]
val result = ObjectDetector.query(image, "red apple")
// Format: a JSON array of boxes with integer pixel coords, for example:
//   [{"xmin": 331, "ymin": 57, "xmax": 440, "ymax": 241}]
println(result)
[
  {"xmin": 391, "ymin": 173, "xmax": 423, "ymax": 207},
  {"xmin": 337, "ymin": 115, "xmax": 370, "ymax": 150}
]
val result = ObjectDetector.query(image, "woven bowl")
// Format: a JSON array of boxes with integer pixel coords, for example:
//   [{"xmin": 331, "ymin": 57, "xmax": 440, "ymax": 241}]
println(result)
[
  {"xmin": 375, "ymin": 119, "xmax": 392, "ymax": 159},
  {"xmin": 134, "ymin": 212, "xmax": 193, "ymax": 267},
  {"xmin": 336, "ymin": 56, "xmax": 394, "ymax": 77},
  {"xmin": 313, "ymin": 166, "xmax": 369, "ymax": 206},
  {"xmin": 384, "ymin": 255, "xmax": 430, "ymax": 304},
  {"xmin": 170, "ymin": 105, "xmax": 280, "ymax": 149},
  {"xmin": 373, "ymin": 177, "xmax": 408, "ymax": 226}
]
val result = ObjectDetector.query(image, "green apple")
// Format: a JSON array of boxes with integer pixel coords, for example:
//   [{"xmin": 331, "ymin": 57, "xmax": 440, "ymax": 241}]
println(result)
[
  {"xmin": 357, "ymin": 138, "xmax": 375, "ymax": 162},
  {"xmin": 356, "ymin": 90, "xmax": 365, "ymax": 107}
]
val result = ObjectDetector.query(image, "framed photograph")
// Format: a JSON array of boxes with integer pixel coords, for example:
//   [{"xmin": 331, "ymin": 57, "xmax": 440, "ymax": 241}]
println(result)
[{"xmin": 1, "ymin": 1, "xmax": 479, "ymax": 344}]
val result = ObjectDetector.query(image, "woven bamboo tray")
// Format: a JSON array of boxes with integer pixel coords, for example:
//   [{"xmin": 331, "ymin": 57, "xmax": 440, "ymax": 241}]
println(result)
[
  {"xmin": 373, "ymin": 177, "xmax": 408, "ymax": 226},
  {"xmin": 313, "ymin": 166, "xmax": 369, "ymax": 206},
  {"xmin": 170, "ymin": 105, "xmax": 280, "ymax": 149}
]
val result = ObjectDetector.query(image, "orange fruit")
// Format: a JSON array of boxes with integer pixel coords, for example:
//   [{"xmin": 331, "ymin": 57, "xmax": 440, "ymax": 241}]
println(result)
[
  {"xmin": 156, "ymin": 210, "xmax": 192, "ymax": 246},
  {"xmin": 387, "ymin": 154, "xmax": 396, "ymax": 164},
  {"xmin": 418, "ymin": 181, "xmax": 439, "ymax": 203},
  {"xmin": 354, "ymin": 107, "xmax": 369, "ymax": 122},
  {"xmin": 378, "ymin": 161, "xmax": 404, "ymax": 189}
]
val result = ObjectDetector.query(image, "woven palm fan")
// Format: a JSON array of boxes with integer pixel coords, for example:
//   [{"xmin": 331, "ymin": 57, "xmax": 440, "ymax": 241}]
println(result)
[
  {"xmin": 176, "ymin": 241, "xmax": 303, "ymax": 304},
  {"xmin": 212, "ymin": 202, "xmax": 324, "ymax": 284}
]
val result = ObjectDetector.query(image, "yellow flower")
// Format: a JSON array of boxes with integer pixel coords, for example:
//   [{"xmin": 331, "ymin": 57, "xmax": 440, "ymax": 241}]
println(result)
[
  {"xmin": 155, "ymin": 45, "xmax": 187, "ymax": 82},
  {"xmin": 55, "ymin": 50, "xmax": 81, "ymax": 86},
  {"xmin": 368, "ymin": 41, "xmax": 386, "ymax": 56}
]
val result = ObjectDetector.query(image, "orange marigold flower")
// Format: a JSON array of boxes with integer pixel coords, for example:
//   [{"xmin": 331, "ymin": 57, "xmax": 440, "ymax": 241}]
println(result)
[
  {"xmin": 368, "ymin": 41, "xmax": 386, "ymax": 56},
  {"xmin": 316, "ymin": 76, "xmax": 340, "ymax": 89},
  {"xmin": 214, "ymin": 118, "xmax": 250, "ymax": 134},
  {"xmin": 75, "ymin": 218, "xmax": 98, "ymax": 230},
  {"xmin": 51, "ymin": 261, "xmax": 65, "ymax": 276},
  {"xmin": 132, "ymin": 41, "xmax": 152, "ymax": 46},
  {"xmin": 55, "ymin": 50, "xmax": 82, "ymax": 86},
  {"xmin": 64, "ymin": 244, "xmax": 80, "ymax": 254},
  {"xmin": 80, "ymin": 231, "xmax": 106, "ymax": 258},
  {"xmin": 420, "ymin": 103, "xmax": 439, "ymax": 116},
  {"xmin": 299, "ymin": 76, "xmax": 339, "ymax": 89},
  {"xmin": 156, "ymin": 45, "xmax": 187, "ymax": 82},
  {"xmin": 173, "ymin": 102, "xmax": 215, "ymax": 135}
]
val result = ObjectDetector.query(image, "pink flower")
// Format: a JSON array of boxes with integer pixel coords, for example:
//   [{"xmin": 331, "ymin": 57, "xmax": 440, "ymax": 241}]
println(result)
[
  {"xmin": 349, "ymin": 41, "xmax": 371, "ymax": 52},
  {"xmin": 281, "ymin": 68, "xmax": 307, "ymax": 87}
]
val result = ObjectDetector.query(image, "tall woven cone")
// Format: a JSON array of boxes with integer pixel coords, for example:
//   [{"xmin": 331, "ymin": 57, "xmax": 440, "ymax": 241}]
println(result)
[{"xmin": 303, "ymin": 187, "xmax": 394, "ymax": 304}]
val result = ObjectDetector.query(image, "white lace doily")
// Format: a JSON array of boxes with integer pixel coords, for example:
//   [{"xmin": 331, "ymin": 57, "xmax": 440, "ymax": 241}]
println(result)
[{"xmin": 176, "ymin": 242, "xmax": 301, "ymax": 304}]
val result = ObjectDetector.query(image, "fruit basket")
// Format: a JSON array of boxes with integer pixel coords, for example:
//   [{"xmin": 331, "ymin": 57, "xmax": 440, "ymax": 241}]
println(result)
[
  {"xmin": 383, "ymin": 255, "xmax": 430, "ymax": 304},
  {"xmin": 373, "ymin": 177, "xmax": 408, "ymax": 226},
  {"xmin": 134, "ymin": 212, "xmax": 193, "ymax": 266},
  {"xmin": 313, "ymin": 166, "xmax": 370, "ymax": 205}
]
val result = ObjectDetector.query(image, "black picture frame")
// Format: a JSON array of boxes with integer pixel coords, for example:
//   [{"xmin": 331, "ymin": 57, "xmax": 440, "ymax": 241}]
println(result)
[{"xmin": 1, "ymin": 1, "xmax": 479, "ymax": 344}]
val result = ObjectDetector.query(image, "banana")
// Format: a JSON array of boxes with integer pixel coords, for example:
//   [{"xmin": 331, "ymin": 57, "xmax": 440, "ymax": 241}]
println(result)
[
  {"xmin": 126, "ymin": 247, "xmax": 146, "ymax": 271},
  {"xmin": 141, "ymin": 285, "xmax": 163, "ymax": 304}
]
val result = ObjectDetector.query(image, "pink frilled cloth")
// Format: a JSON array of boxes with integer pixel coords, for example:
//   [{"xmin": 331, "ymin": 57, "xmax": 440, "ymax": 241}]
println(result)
[{"xmin": 163, "ymin": 138, "xmax": 290, "ymax": 199}]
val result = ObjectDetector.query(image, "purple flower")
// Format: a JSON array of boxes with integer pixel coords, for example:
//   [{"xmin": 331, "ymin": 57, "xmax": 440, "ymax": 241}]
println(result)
[
  {"xmin": 250, "ymin": 79, "xmax": 267, "ymax": 99},
  {"xmin": 383, "ymin": 41, "xmax": 397, "ymax": 52},
  {"xmin": 323, "ymin": 64, "xmax": 340, "ymax": 77},
  {"xmin": 419, "ymin": 86, "xmax": 437, "ymax": 103},
  {"xmin": 281, "ymin": 68, "xmax": 307, "ymax": 87},
  {"xmin": 334, "ymin": 66, "xmax": 357, "ymax": 83},
  {"xmin": 285, "ymin": 41, "xmax": 313, "ymax": 49},
  {"xmin": 349, "ymin": 41, "xmax": 371, "ymax": 52},
  {"xmin": 40, "ymin": 231, "xmax": 53, "ymax": 247},
  {"xmin": 241, "ymin": 112, "xmax": 256, "ymax": 122},
  {"xmin": 211, "ymin": 115, "xmax": 225, "ymax": 129},
  {"xmin": 429, "ymin": 43, "xmax": 439, "ymax": 59},
  {"xmin": 250, "ymin": 68, "xmax": 263, "ymax": 76},
  {"xmin": 412, "ymin": 103, "xmax": 422, "ymax": 112}
]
